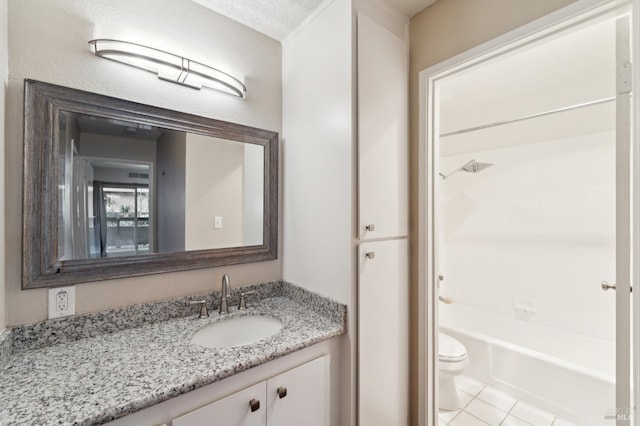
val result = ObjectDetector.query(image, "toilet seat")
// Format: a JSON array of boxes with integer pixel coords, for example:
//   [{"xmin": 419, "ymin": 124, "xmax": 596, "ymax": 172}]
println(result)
[{"xmin": 439, "ymin": 333, "xmax": 467, "ymax": 362}]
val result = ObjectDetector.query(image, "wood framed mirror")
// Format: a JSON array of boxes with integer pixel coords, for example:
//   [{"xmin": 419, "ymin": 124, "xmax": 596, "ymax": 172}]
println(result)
[{"xmin": 22, "ymin": 80, "xmax": 278, "ymax": 289}]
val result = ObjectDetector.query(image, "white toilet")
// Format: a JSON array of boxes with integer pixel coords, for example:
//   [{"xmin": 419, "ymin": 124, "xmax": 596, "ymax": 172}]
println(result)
[{"xmin": 438, "ymin": 332, "xmax": 469, "ymax": 411}]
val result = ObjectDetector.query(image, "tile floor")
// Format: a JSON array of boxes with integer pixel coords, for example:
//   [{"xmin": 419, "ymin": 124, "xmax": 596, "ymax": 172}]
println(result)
[{"xmin": 438, "ymin": 376, "xmax": 578, "ymax": 426}]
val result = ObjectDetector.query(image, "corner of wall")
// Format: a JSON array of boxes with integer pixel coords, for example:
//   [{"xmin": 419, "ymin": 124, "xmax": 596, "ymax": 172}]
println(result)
[
  {"xmin": 353, "ymin": 0, "xmax": 409, "ymax": 40},
  {"xmin": 0, "ymin": 0, "xmax": 8, "ymax": 332}
]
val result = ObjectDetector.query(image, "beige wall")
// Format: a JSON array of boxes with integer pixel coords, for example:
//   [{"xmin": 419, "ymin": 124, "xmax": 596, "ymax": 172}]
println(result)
[
  {"xmin": 0, "ymin": 0, "xmax": 7, "ymax": 330},
  {"xmin": 408, "ymin": 0, "xmax": 577, "ymax": 423},
  {"xmin": 6, "ymin": 0, "xmax": 282, "ymax": 325},
  {"xmin": 185, "ymin": 135, "xmax": 245, "ymax": 250}
]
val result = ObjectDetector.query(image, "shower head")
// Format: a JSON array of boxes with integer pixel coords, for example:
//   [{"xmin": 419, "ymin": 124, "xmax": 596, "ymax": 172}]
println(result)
[
  {"xmin": 461, "ymin": 160, "xmax": 492, "ymax": 174},
  {"xmin": 440, "ymin": 159, "xmax": 493, "ymax": 180}
]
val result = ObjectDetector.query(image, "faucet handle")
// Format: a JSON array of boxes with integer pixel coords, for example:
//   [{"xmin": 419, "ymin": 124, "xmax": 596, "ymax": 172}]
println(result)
[
  {"xmin": 238, "ymin": 290, "xmax": 256, "ymax": 310},
  {"xmin": 189, "ymin": 300, "xmax": 209, "ymax": 319}
]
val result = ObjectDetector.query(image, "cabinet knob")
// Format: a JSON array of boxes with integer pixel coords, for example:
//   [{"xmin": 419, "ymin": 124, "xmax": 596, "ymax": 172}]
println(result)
[
  {"xmin": 365, "ymin": 224, "xmax": 376, "ymax": 232},
  {"xmin": 277, "ymin": 386, "xmax": 287, "ymax": 399},
  {"xmin": 365, "ymin": 252, "xmax": 375, "ymax": 260},
  {"xmin": 249, "ymin": 398, "xmax": 260, "ymax": 412}
]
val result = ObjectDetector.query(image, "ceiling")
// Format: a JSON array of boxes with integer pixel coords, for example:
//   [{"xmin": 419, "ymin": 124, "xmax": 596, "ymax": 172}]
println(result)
[
  {"xmin": 191, "ymin": 0, "xmax": 438, "ymax": 41},
  {"xmin": 75, "ymin": 113, "xmax": 164, "ymax": 141}
]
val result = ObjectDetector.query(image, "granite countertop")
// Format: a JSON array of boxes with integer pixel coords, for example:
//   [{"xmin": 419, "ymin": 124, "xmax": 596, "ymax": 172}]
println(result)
[{"xmin": 0, "ymin": 282, "xmax": 346, "ymax": 425}]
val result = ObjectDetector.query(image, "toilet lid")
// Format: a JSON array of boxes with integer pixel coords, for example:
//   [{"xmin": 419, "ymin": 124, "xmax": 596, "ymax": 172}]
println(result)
[{"xmin": 439, "ymin": 333, "xmax": 467, "ymax": 361}]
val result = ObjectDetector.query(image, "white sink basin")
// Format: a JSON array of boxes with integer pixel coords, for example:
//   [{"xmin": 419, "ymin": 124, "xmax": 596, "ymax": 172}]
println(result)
[{"xmin": 191, "ymin": 315, "xmax": 283, "ymax": 349}]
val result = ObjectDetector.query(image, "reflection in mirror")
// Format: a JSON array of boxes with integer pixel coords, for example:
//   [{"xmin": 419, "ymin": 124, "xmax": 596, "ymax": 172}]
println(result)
[
  {"xmin": 58, "ymin": 112, "xmax": 265, "ymax": 260},
  {"xmin": 23, "ymin": 80, "xmax": 277, "ymax": 289}
]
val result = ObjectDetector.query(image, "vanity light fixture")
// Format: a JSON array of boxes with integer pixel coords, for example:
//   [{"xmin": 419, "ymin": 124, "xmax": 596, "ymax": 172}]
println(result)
[{"xmin": 88, "ymin": 39, "xmax": 247, "ymax": 99}]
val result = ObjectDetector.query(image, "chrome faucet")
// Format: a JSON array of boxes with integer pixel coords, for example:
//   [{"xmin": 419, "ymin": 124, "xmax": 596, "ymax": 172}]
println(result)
[{"xmin": 219, "ymin": 274, "xmax": 231, "ymax": 314}]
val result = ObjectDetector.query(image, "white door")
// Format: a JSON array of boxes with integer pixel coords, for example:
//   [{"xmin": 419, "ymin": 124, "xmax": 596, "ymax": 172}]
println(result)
[
  {"xmin": 420, "ymin": 4, "xmax": 638, "ymax": 426},
  {"xmin": 613, "ymin": 14, "xmax": 634, "ymax": 426},
  {"xmin": 357, "ymin": 13, "xmax": 408, "ymax": 241},
  {"xmin": 358, "ymin": 239, "xmax": 408, "ymax": 426},
  {"xmin": 172, "ymin": 381, "xmax": 266, "ymax": 426},
  {"xmin": 266, "ymin": 356, "xmax": 330, "ymax": 426}
]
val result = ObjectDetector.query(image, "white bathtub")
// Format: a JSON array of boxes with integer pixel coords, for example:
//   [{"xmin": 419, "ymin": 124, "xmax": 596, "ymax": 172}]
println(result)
[{"xmin": 440, "ymin": 303, "xmax": 615, "ymax": 425}]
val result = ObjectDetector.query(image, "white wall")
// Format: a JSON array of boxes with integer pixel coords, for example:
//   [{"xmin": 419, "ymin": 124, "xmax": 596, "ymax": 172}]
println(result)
[
  {"xmin": 6, "ymin": 0, "xmax": 282, "ymax": 325},
  {"xmin": 0, "ymin": 0, "xmax": 7, "ymax": 331},
  {"xmin": 440, "ymin": 130, "xmax": 616, "ymax": 342},
  {"xmin": 282, "ymin": 0, "xmax": 353, "ymax": 304}
]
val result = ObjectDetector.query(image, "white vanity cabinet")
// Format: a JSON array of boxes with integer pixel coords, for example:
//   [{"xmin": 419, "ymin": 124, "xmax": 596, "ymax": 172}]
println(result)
[
  {"xmin": 172, "ymin": 355, "xmax": 329, "ymax": 426},
  {"xmin": 357, "ymin": 13, "xmax": 408, "ymax": 241}
]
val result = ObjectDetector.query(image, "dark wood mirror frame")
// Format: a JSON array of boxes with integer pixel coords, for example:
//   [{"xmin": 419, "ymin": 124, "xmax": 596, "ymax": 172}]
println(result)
[{"xmin": 22, "ymin": 79, "xmax": 278, "ymax": 289}]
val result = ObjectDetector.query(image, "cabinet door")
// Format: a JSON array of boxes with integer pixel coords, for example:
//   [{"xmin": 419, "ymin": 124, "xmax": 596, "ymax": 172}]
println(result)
[
  {"xmin": 357, "ymin": 13, "xmax": 408, "ymax": 240},
  {"xmin": 359, "ymin": 239, "xmax": 408, "ymax": 426},
  {"xmin": 266, "ymin": 355, "xmax": 330, "ymax": 426},
  {"xmin": 173, "ymin": 381, "xmax": 266, "ymax": 426}
]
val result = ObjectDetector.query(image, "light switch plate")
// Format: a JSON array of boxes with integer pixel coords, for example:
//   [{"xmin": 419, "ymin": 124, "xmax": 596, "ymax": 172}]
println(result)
[
  {"xmin": 214, "ymin": 216, "xmax": 223, "ymax": 229},
  {"xmin": 48, "ymin": 286, "xmax": 76, "ymax": 319}
]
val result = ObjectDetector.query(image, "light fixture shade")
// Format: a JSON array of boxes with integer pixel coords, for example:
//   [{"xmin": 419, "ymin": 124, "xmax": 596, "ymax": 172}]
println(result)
[{"xmin": 88, "ymin": 39, "xmax": 247, "ymax": 99}]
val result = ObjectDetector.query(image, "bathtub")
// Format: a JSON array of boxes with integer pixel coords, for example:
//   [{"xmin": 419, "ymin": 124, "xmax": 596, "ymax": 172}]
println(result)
[{"xmin": 439, "ymin": 303, "xmax": 615, "ymax": 425}]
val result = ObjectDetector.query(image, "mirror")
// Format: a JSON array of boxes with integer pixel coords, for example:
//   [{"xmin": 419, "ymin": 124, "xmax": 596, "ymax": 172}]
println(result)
[
  {"xmin": 23, "ymin": 80, "xmax": 278, "ymax": 288},
  {"xmin": 58, "ymin": 112, "xmax": 265, "ymax": 259}
]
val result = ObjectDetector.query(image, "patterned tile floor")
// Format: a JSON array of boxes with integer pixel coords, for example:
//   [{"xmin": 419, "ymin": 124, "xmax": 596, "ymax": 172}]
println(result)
[{"xmin": 439, "ymin": 376, "xmax": 578, "ymax": 426}]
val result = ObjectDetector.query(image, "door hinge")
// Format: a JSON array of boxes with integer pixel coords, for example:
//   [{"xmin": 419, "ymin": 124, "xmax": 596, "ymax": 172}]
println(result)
[{"xmin": 617, "ymin": 60, "xmax": 632, "ymax": 95}]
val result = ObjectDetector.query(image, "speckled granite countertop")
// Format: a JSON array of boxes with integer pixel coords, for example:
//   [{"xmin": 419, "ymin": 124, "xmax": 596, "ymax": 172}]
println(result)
[{"xmin": 0, "ymin": 281, "xmax": 346, "ymax": 425}]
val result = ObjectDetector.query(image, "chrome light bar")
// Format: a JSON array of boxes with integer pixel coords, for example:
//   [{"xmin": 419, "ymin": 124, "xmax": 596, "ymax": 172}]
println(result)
[{"xmin": 88, "ymin": 39, "xmax": 247, "ymax": 99}]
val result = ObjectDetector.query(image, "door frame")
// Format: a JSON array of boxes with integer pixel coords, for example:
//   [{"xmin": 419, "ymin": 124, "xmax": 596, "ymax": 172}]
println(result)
[{"xmin": 416, "ymin": 0, "xmax": 640, "ymax": 425}]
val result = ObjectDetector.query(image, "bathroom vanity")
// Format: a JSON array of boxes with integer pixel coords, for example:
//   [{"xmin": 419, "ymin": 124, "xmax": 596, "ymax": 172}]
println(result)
[
  {"xmin": 0, "ymin": 281, "xmax": 345, "ymax": 425},
  {"xmin": 164, "ymin": 355, "xmax": 328, "ymax": 426},
  {"xmin": 3, "ymin": 78, "xmax": 345, "ymax": 425}
]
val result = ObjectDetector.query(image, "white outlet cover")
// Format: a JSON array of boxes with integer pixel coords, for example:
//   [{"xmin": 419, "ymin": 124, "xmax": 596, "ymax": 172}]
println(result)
[{"xmin": 48, "ymin": 286, "xmax": 76, "ymax": 319}]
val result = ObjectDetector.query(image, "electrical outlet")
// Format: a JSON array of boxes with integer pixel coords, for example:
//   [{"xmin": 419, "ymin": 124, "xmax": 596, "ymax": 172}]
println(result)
[
  {"xmin": 56, "ymin": 291, "xmax": 68, "ymax": 311},
  {"xmin": 48, "ymin": 286, "xmax": 75, "ymax": 319}
]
